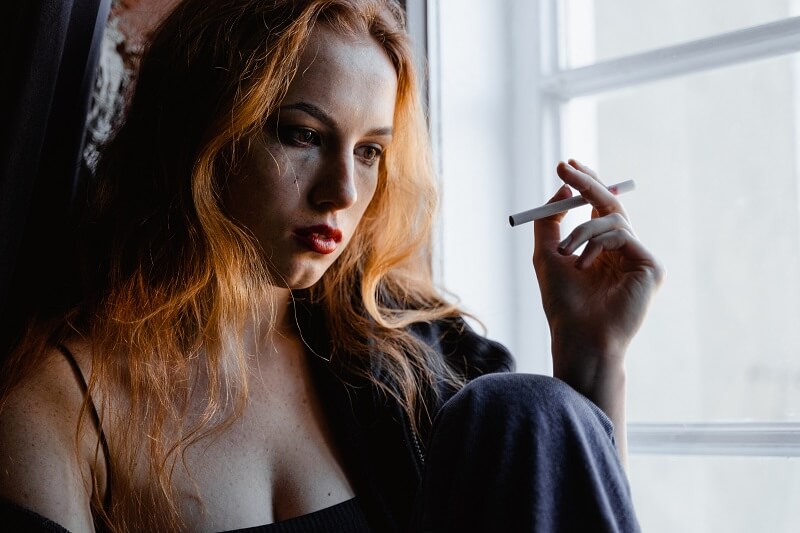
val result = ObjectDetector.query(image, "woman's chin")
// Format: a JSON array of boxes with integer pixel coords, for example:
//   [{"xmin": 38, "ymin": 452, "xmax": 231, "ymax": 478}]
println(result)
[{"xmin": 271, "ymin": 266, "xmax": 328, "ymax": 291}]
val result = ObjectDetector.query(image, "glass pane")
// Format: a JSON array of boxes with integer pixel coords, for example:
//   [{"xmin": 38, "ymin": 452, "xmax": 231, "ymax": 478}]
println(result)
[
  {"xmin": 561, "ymin": 53, "xmax": 800, "ymax": 422},
  {"xmin": 629, "ymin": 455, "xmax": 800, "ymax": 533},
  {"xmin": 561, "ymin": 0, "xmax": 798, "ymax": 68}
]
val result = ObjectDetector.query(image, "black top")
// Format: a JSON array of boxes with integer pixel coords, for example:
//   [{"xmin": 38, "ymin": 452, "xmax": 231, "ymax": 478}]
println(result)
[
  {"xmin": 226, "ymin": 498, "xmax": 370, "ymax": 533},
  {"xmin": 0, "ymin": 501, "xmax": 70, "ymax": 533},
  {"xmin": 0, "ymin": 498, "xmax": 371, "ymax": 533},
  {"xmin": 296, "ymin": 300, "xmax": 514, "ymax": 532}
]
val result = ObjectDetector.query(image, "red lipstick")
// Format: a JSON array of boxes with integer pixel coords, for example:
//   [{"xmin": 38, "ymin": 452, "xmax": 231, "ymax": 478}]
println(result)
[{"xmin": 293, "ymin": 225, "xmax": 343, "ymax": 255}]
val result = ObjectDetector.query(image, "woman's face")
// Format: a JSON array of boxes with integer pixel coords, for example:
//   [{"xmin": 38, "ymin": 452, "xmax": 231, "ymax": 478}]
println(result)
[{"xmin": 223, "ymin": 25, "xmax": 398, "ymax": 289}]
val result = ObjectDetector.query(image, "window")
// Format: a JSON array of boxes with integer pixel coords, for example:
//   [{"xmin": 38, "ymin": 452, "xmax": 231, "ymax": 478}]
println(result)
[{"xmin": 419, "ymin": 0, "xmax": 800, "ymax": 530}]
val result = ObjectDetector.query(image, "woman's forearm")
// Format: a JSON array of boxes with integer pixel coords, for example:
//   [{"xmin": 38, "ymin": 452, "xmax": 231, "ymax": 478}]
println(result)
[{"xmin": 551, "ymin": 341, "xmax": 629, "ymax": 469}]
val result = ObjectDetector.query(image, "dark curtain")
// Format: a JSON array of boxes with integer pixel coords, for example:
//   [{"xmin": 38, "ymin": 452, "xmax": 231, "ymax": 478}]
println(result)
[{"xmin": 0, "ymin": 0, "xmax": 111, "ymax": 353}]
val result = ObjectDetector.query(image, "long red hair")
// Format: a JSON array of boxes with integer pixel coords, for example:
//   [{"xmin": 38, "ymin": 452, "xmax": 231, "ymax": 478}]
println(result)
[{"xmin": 1, "ymin": 0, "xmax": 465, "ymax": 530}]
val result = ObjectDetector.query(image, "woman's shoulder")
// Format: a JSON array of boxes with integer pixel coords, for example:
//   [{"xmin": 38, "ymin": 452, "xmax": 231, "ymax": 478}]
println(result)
[
  {"xmin": 0, "ymin": 341, "xmax": 97, "ymax": 532},
  {"xmin": 0, "ymin": 340, "xmax": 91, "ymax": 435},
  {"xmin": 408, "ymin": 315, "xmax": 516, "ymax": 377},
  {"xmin": 1, "ymin": 339, "xmax": 93, "ymax": 417}
]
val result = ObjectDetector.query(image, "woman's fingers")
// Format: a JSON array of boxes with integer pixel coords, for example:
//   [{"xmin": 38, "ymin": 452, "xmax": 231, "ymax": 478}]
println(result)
[
  {"xmin": 567, "ymin": 158, "xmax": 601, "ymax": 181},
  {"xmin": 556, "ymin": 161, "xmax": 627, "ymax": 218},
  {"xmin": 533, "ymin": 184, "xmax": 573, "ymax": 259},
  {"xmin": 559, "ymin": 216, "xmax": 663, "ymax": 276},
  {"xmin": 536, "ymin": 160, "xmax": 648, "ymax": 271},
  {"xmin": 551, "ymin": 164, "xmax": 659, "ymax": 271},
  {"xmin": 558, "ymin": 207, "xmax": 660, "ymax": 268},
  {"xmin": 574, "ymin": 228, "xmax": 635, "ymax": 269},
  {"xmin": 558, "ymin": 212, "xmax": 631, "ymax": 256}
]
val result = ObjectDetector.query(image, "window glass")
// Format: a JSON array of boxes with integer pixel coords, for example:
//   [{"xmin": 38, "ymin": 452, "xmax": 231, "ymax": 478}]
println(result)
[
  {"xmin": 562, "ymin": 0, "xmax": 798, "ymax": 68},
  {"xmin": 629, "ymin": 454, "xmax": 800, "ymax": 533},
  {"xmin": 562, "ymin": 52, "xmax": 800, "ymax": 422}
]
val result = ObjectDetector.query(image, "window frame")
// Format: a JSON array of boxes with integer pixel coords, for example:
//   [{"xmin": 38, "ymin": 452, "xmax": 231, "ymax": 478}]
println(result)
[
  {"xmin": 523, "ymin": 0, "xmax": 800, "ymax": 457},
  {"xmin": 415, "ymin": 0, "xmax": 800, "ymax": 456}
]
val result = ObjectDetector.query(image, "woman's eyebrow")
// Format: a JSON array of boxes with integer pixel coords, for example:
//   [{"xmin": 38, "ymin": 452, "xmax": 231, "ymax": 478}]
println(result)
[
  {"xmin": 281, "ymin": 102, "xmax": 333, "ymax": 125},
  {"xmin": 280, "ymin": 101, "xmax": 393, "ymax": 137},
  {"xmin": 367, "ymin": 126, "xmax": 393, "ymax": 137}
]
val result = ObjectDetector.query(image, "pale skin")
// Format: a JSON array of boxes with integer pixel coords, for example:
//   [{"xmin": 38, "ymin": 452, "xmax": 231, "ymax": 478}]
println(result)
[{"xmin": 0, "ymin": 25, "xmax": 662, "ymax": 533}]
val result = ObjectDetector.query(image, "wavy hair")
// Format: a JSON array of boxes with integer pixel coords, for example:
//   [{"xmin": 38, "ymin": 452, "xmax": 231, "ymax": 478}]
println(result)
[{"xmin": 1, "ymin": 0, "xmax": 465, "ymax": 530}]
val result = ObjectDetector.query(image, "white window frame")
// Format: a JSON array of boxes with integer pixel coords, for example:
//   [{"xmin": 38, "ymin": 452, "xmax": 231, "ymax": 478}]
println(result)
[
  {"xmin": 410, "ymin": 0, "xmax": 800, "ymax": 456},
  {"xmin": 527, "ymin": 3, "xmax": 800, "ymax": 457},
  {"xmin": 410, "ymin": 0, "xmax": 555, "ymax": 372}
]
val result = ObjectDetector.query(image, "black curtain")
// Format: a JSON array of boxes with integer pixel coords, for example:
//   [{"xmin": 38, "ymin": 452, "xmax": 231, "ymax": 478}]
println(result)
[{"xmin": 0, "ymin": 0, "xmax": 111, "ymax": 353}]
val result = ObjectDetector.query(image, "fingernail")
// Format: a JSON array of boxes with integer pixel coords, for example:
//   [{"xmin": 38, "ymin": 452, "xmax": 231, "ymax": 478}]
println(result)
[{"xmin": 558, "ymin": 235, "xmax": 572, "ymax": 253}]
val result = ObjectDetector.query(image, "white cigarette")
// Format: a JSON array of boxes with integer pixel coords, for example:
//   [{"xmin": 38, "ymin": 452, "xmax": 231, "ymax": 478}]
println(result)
[{"xmin": 508, "ymin": 180, "xmax": 636, "ymax": 227}]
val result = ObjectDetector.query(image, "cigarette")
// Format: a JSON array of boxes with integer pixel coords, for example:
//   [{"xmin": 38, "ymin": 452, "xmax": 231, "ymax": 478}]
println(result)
[{"xmin": 508, "ymin": 179, "xmax": 636, "ymax": 227}]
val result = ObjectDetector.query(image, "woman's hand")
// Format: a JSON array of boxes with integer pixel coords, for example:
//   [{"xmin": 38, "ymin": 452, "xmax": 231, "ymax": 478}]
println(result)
[
  {"xmin": 534, "ymin": 160, "xmax": 664, "ymax": 364},
  {"xmin": 532, "ymin": 159, "xmax": 665, "ymax": 464}
]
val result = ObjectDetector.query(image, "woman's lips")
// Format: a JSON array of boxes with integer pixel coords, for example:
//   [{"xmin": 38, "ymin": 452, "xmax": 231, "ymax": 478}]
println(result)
[{"xmin": 292, "ymin": 225, "xmax": 343, "ymax": 255}]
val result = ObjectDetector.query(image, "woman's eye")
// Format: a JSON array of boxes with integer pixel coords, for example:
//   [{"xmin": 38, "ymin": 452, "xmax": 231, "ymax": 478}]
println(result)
[
  {"xmin": 357, "ymin": 145, "xmax": 383, "ymax": 165},
  {"xmin": 278, "ymin": 127, "xmax": 320, "ymax": 146}
]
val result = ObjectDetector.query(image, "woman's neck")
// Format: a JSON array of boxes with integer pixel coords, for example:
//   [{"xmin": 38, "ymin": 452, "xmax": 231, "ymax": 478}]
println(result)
[{"xmin": 246, "ymin": 287, "xmax": 301, "ymax": 356}]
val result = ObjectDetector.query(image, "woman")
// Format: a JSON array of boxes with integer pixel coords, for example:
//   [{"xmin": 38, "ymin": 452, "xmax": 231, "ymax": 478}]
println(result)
[{"xmin": 0, "ymin": 0, "xmax": 664, "ymax": 531}]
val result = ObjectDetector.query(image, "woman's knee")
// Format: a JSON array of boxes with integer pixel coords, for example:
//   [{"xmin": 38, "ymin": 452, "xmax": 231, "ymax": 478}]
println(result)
[
  {"xmin": 436, "ymin": 373, "xmax": 614, "ymax": 441},
  {"xmin": 418, "ymin": 373, "xmax": 634, "ymax": 532}
]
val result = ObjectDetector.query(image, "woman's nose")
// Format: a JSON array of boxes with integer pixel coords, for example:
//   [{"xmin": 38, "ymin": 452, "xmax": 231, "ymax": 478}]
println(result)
[{"xmin": 309, "ymin": 151, "xmax": 358, "ymax": 210}]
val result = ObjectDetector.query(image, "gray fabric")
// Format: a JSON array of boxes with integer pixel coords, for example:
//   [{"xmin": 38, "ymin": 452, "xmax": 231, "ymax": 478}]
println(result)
[{"xmin": 413, "ymin": 373, "xmax": 640, "ymax": 533}]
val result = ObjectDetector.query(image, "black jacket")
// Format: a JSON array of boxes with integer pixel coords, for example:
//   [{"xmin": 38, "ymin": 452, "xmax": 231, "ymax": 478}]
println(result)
[{"xmin": 299, "ymin": 302, "xmax": 515, "ymax": 532}]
